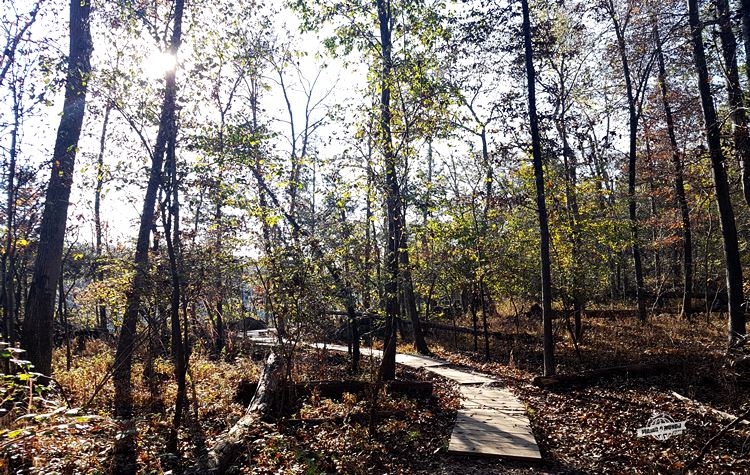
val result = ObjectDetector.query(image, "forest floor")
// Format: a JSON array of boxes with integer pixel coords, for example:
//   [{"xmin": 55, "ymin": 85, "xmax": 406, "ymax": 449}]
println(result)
[{"xmin": 1, "ymin": 312, "xmax": 748, "ymax": 474}]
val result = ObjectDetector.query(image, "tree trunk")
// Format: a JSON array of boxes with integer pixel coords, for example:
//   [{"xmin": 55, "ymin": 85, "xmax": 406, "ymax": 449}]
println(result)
[
  {"xmin": 112, "ymin": 0, "xmax": 184, "ymax": 418},
  {"xmin": 400, "ymin": 245, "xmax": 429, "ymax": 355},
  {"xmin": 522, "ymin": 0, "xmax": 555, "ymax": 376},
  {"xmin": 377, "ymin": 0, "xmax": 399, "ymax": 381},
  {"xmin": 164, "ymin": 121, "xmax": 187, "ymax": 455},
  {"xmin": 479, "ymin": 130, "xmax": 493, "ymax": 358},
  {"xmin": 21, "ymin": 0, "xmax": 92, "ymax": 376},
  {"xmin": 742, "ymin": 0, "xmax": 750, "ymax": 89},
  {"xmin": 611, "ymin": 4, "xmax": 647, "ymax": 322},
  {"xmin": 470, "ymin": 288, "xmax": 478, "ymax": 352},
  {"xmin": 480, "ymin": 280, "xmax": 490, "ymax": 360},
  {"xmin": 556, "ymin": 73, "xmax": 583, "ymax": 341},
  {"xmin": 363, "ymin": 163, "xmax": 373, "ymax": 312},
  {"xmin": 338, "ymin": 206, "xmax": 360, "ymax": 372},
  {"xmin": 687, "ymin": 0, "xmax": 746, "ymax": 348},
  {"xmin": 2, "ymin": 83, "xmax": 20, "ymax": 344},
  {"xmin": 95, "ymin": 104, "xmax": 111, "ymax": 332},
  {"xmin": 110, "ymin": 1, "xmax": 184, "ymax": 473},
  {"xmin": 214, "ymin": 203, "xmax": 225, "ymax": 357},
  {"xmin": 654, "ymin": 21, "xmax": 693, "ymax": 320},
  {"xmin": 646, "ymin": 140, "xmax": 661, "ymax": 284},
  {"xmin": 715, "ymin": 0, "xmax": 750, "ymax": 208}
]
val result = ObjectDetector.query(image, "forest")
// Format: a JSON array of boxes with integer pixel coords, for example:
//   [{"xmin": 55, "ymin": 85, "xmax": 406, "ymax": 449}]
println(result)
[{"xmin": 1, "ymin": 0, "xmax": 750, "ymax": 473}]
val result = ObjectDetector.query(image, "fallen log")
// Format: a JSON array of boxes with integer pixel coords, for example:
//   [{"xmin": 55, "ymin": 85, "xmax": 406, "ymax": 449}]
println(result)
[
  {"xmin": 670, "ymin": 391, "xmax": 750, "ymax": 426},
  {"xmin": 235, "ymin": 379, "xmax": 433, "ymax": 405},
  {"xmin": 682, "ymin": 405, "xmax": 750, "ymax": 473},
  {"xmin": 188, "ymin": 352, "xmax": 283, "ymax": 475},
  {"xmin": 533, "ymin": 363, "xmax": 677, "ymax": 388}
]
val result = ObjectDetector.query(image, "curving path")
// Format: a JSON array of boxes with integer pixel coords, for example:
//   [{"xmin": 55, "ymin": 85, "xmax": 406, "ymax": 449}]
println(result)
[{"xmin": 244, "ymin": 329, "xmax": 542, "ymax": 461}]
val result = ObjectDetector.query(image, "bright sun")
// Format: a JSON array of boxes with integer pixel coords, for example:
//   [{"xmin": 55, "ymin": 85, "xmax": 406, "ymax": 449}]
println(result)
[{"xmin": 143, "ymin": 51, "xmax": 177, "ymax": 79}]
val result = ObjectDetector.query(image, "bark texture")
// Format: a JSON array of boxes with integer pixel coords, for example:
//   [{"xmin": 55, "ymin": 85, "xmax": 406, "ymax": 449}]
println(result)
[
  {"xmin": 21, "ymin": 0, "xmax": 92, "ymax": 376},
  {"xmin": 687, "ymin": 0, "xmax": 746, "ymax": 348}
]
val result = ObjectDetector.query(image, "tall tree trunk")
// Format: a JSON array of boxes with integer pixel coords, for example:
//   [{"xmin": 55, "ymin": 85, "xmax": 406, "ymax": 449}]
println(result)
[
  {"xmin": 214, "ymin": 202, "xmax": 225, "ymax": 357},
  {"xmin": 741, "ymin": 0, "xmax": 750, "ymax": 88},
  {"xmin": 611, "ymin": 4, "xmax": 647, "ymax": 322},
  {"xmin": 400, "ymin": 239, "xmax": 429, "ymax": 354},
  {"xmin": 339, "ymin": 206, "xmax": 360, "ymax": 372},
  {"xmin": 654, "ymin": 21, "xmax": 693, "ymax": 320},
  {"xmin": 364, "ymin": 163, "xmax": 375, "ymax": 347},
  {"xmin": 21, "ymin": 0, "xmax": 92, "ymax": 376},
  {"xmin": 2, "ymin": 83, "xmax": 20, "ymax": 344},
  {"xmin": 95, "ymin": 103, "xmax": 111, "ymax": 333},
  {"xmin": 377, "ymin": 0, "xmax": 399, "ymax": 381},
  {"xmin": 522, "ymin": 0, "xmax": 555, "ymax": 376},
  {"xmin": 479, "ymin": 129, "xmax": 493, "ymax": 359},
  {"xmin": 363, "ymin": 163, "xmax": 373, "ymax": 312},
  {"xmin": 715, "ymin": 0, "xmax": 750, "ymax": 207},
  {"xmin": 556, "ymin": 74, "xmax": 583, "ymax": 341},
  {"xmin": 687, "ymin": 0, "xmax": 746, "ymax": 348},
  {"xmin": 112, "ymin": 0, "xmax": 184, "ymax": 419},
  {"xmin": 470, "ymin": 287, "xmax": 478, "ymax": 352},
  {"xmin": 110, "ymin": 2, "xmax": 184, "ymax": 473},
  {"xmin": 164, "ymin": 128, "xmax": 187, "ymax": 454},
  {"xmin": 646, "ymin": 140, "xmax": 661, "ymax": 284}
]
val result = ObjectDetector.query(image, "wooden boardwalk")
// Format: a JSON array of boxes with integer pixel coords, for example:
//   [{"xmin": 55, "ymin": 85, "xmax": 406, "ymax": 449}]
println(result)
[{"xmin": 244, "ymin": 330, "xmax": 542, "ymax": 461}]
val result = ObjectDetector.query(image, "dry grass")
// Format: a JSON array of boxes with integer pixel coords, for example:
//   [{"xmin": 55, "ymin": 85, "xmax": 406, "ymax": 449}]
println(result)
[{"xmin": 2, "ymin": 342, "xmax": 261, "ymax": 474}]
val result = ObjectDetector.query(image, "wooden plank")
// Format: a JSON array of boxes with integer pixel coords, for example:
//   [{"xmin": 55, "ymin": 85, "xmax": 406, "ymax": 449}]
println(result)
[
  {"xmin": 460, "ymin": 387, "xmax": 526, "ymax": 410},
  {"xmin": 427, "ymin": 365, "xmax": 496, "ymax": 384},
  {"xmin": 462, "ymin": 393, "xmax": 525, "ymax": 409},
  {"xmin": 453, "ymin": 425, "xmax": 535, "ymax": 442},
  {"xmin": 448, "ymin": 391, "xmax": 541, "ymax": 461},
  {"xmin": 456, "ymin": 414, "xmax": 531, "ymax": 434},
  {"xmin": 462, "ymin": 399, "xmax": 526, "ymax": 410},
  {"xmin": 447, "ymin": 439, "xmax": 542, "ymax": 461},
  {"xmin": 450, "ymin": 431, "xmax": 538, "ymax": 446},
  {"xmin": 461, "ymin": 386, "xmax": 518, "ymax": 399},
  {"xmin": 462, "ymin": 402, "xmax": 527, "ymax": 413},
  {"xmin": 456, "ymin": 415, "xmax": 532, "ymax": 430},
  {"xmin": 455, "ymin": 410, "xmax": 533, "ymax": 431},
  {"xmin": 395, "ymin": 353, "xmax": 448, "ymax": 368}
]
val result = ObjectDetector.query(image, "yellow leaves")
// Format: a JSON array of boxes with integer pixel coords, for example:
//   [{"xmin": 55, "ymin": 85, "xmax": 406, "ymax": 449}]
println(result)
[{"xmin": 265, "ymin": 214, "xmax": 281, "ymax": 227}]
